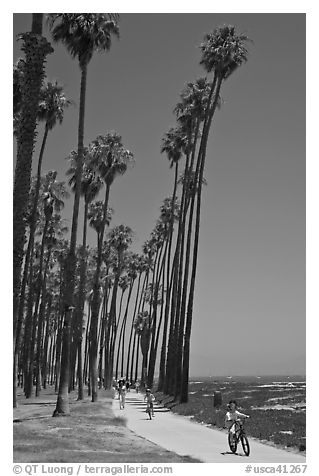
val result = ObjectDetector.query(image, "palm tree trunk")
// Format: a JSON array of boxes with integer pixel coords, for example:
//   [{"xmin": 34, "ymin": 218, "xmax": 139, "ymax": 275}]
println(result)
[
  {"xmin": 31, "ymin": 14, "xmax": 43, "ymax": 34},
  {"xmin": 42, "ymin": 297, "xmax": 52, "ymax": 390},
  {"xmin": 54, "ymin": 261, "xmax": 65, "ymax": 391},
  {"xmin": 165, "ymin": 180, "xmax": 188, "ymax": 394},
  {"xmin": 158, "ymin": 163, "xmax": 178, "ymax": 391},
  {"xmin": 83, "ymin": 304, "xmax": 91, "ymax": 386},
  {"xmin": 16, "ymin": 123, "xmax": 49, "ymax": 347},
  {"xmin": 98, "ymin": 293, "xmax": 108, "ymax": 388},
  {"xmin": 152, "ymin": 247, "xmax": 167, "ymax": 386},
  {"xmin": 174, "ymin": 183, "xmax": 196, "ymax": 400},
  {"xmin": 180, "ymin": 76, "xmax": 223, "ymax": 403},
  {"xmin": 75, "ymin": 199, "xmax": 89, "ymax": 399},
  {"xmin": 105, "ymin": 270, "xmax": 120, "ymax": 389},
  {"xmin": 47, "ymin": 332, "xmax": 54, "ymax": 386},
  {"xmin": 134, "ymin": 334, "xmax": 140, "ymax": 383},
  {"xmin": 35, "ymin": 246, "xmax": 52, "ymax": 395},
  {"xmin": 115, "ymin": 282, "xmax": 133, "ymax": 380},
  {"xmin": 89, "ymin": 185, "xmax": 111, "ymax": 400},
  {"xmin": 148, "ymin": 240, "xmax": 168, "ymax": 387},
  {"xmin": 110, "ymin": 285, "xmax": 125, "ymax": 380},
  {"xmin": 54, "ymin": 62, "xmax": 87, "ymax": 416},
  {"xmin": 126, "ymin": 272, "xmax": 146, "ymax": 379},
  {"xmin": 13, "ymin": 16, "xmax": 52, "ymax": 407},
  {"xmin": 129, "ymin": 272, "xmax": 148, "ymax": 383}
]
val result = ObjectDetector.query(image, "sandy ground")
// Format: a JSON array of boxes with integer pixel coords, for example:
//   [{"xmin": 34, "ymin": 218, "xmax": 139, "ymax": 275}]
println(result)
[{"xmin": 112, "ymin": 391, "xmax": 306, "ymax": 463}]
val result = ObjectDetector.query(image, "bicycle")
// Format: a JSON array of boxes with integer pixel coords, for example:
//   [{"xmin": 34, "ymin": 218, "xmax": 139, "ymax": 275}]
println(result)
[
  {"xmin": 146, "ymin": 401, "xmax": 153, "ymax": 420},
  {"xmin": 227, "ymin": 419, "xmax": 250, "ymax": 456}
]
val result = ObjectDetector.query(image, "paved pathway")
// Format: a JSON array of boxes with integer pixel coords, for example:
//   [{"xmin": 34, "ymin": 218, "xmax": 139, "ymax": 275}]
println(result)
[{"xmin": 112, "ymin": 391, "xmax": 306, "ymax": 463}]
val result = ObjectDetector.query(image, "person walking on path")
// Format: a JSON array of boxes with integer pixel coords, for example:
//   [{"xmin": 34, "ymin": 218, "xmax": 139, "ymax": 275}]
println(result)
[{"xmin": 118, "ymin": 382, "xmax": 126, "ymax": 409}]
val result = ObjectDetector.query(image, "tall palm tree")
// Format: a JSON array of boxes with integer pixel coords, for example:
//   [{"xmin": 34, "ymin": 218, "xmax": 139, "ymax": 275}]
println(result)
[
  {"xmin": 159, "ymin": 127, "xmax": 187, "ymax": 393},
  {"xmin": 87, "ymin": 201, "xmax": 113, "ymax": 398},
  {"xmin": 116, "ymin": 253, "xmax": 139, "ymax": 380},
  {"xmin": 134, "ymin": 311, "xmax": 151, "ymax": 387},
  {"xmin": 13, "ymin": 16, "xmax": 53, "ymax": 397},
  {"xmin": 34, "ymin": 215, "xmax": 69, "ymax": 396},
  {"xmin": 14, "ymin": 81, "xmax": 71, "ymax": 407},
  {"xmin": 180, "ymin": 25, "xmax": 250, "ymax": 402},
  {"xmin": 66, "ymin": 150, "xmax": 103, "ymax": 399},
  {"xmin": 162, "ymin": 79, "xmax": 212, "ymax": 396},
  {"xmin": 126, "ymin": 254, "xmax": 149, "ymax": 383},
  {"xmin": 88, "ymin": 133, "xmax": 133, "ymax": 401},
  {"xmin": 115, "ymin": 273, "xmax": 131, "ymax": 381},
  {"xmin": 23, "ymin": 174, "xmax": 69, "ymax": 398},
  {"xmin": 170, "ymin": 81, "xmax": 212, "ymax": 398},
  {"xmin": 105, "ymin": 225, "xmax": 134, "ymax": 388},
  {"xmin": 47, "ymin": 13, "xmax": 120, "ymax": 416}
]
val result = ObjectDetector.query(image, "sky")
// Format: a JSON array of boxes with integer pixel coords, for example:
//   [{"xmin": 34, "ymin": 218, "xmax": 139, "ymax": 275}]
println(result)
[{"xmin": 11, "ymin": 10, "xmax": 306, "ymax": 377}]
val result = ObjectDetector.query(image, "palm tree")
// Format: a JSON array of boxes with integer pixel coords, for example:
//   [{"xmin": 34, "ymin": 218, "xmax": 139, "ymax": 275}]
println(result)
[
  {"xmin": 51, "ymin": 238, "xmax": 69, "ymax": 391},
  {"xmin": 180, "ymin": 25, "xmax": 250, "ymax": 402},
  {"xmin": 126, "ymin": 255, "xmax": 149, "ymax": 383},
  {"xmin": 114, "ymin": 273, "xmax": 131, "ymax": 381},
  {"xmin": 34, "ymin": 215, "xmax": 69, "ymax": 396},
  {"xmin": 146, "ymin": 221, "xmax": 169, "ymax": 388},
  {"xmin": 14, "ymin": 82, "xmax": 71, "ymax": 407},
  {"xmin": 66, "ymin": 150, "xmax": 103, "ymax": 399},
  {"xmin": 87, "ymin": 201, "xmax": 113, "ymax": 399},
  {"xmin": 105, "ymin": 225, "xmax": 134, "ymax": 388},
  {"xmin": 47, "ymin": 13, "xmax": 120, "ymax": 416},
  {"xmin": 13, "ymin": 59, "xmax": 25, "ymax": 132},
  {"xmin": 159, "ymin": 127, "xmax": 187, "ymax": 393},
  {"xmin": 13, "ymin": 16, "xmax": 53, "ymax": 394},
  {"xmin": 87, "ymin": 133, "xmax": 133, "ymax": 401},
  {"xmin": 115, "ymin": 253, "xmax": 139, "ymax": 380},
  {"xmin": 134, "ymin": 311, "xmax": 152, "ymax": 388},
  {"xmin": 160, "ymin": 79, "xmax": 213, "ymax": 397},
  {"xmin": 23, "ymin": 173, "xmax": 69, "ymax": 398},
  {"xmin": 170, "ymin": 81, "xmax": 212, "ymax": 399}
]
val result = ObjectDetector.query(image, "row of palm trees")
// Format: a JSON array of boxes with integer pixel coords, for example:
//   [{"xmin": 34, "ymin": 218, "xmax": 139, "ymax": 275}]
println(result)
[{"xmin": 13, "ymin": 14, "xmax": 250, "ymax": 412}]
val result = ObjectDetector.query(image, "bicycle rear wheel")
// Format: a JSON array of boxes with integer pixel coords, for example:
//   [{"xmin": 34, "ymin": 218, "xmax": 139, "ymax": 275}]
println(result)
[
  {"xmin": 228, "ymin": 432, "xmax": 237, "ymax": 453},
  {"xmin": 241, "ymin": 435, "xmax": 250, "ymax": 456}
]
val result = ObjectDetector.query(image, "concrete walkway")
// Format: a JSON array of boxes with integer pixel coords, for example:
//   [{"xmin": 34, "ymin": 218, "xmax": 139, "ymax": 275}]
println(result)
[{"xmin": 112, "ymin": 391, "xmax": 306, "ymax": 463}]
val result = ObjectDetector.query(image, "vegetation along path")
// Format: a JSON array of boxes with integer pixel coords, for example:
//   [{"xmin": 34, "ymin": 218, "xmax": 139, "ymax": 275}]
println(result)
[{"xmin": 112, "ymin": 392, "xmax": 306, "ymax": 463}]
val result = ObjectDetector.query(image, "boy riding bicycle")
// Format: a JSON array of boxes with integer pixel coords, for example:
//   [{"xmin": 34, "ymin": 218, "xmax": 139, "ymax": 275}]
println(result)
[
  {"xmin": 224, "ymin": 400, "xmax": 250, "ymax": 435},
  {"xmin": 144, "ymin": 388, "xmax": 155, "ymax": 417}
]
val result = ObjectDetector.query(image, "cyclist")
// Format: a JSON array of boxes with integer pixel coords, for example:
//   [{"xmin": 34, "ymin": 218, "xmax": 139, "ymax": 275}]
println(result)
[
  {"xmin": 224, "ymin": 400, "xmax": 250, "ymax": 435},
  {"xmin": 118, "ymin": 382, "xmax": 126, "ymax": 409},
  {"xmin": 144, "ymin": 388, "xmax": 155, "ymax": 417}
]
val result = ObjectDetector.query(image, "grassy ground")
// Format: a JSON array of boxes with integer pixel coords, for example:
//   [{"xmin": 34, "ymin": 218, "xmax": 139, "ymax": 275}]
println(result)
[{"xmin": 13, "ymin": 387, "xmax": 198, "ymax": 463}]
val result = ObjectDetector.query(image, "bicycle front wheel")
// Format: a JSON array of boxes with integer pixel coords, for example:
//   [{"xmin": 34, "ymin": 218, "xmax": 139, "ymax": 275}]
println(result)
[
  {"xmin": 241, "ymin": 435, "xmax": 250, "ymax": 456},
  {"xmin": 228, "ymin": 432, "xmax": 237, "ymax": 453}
]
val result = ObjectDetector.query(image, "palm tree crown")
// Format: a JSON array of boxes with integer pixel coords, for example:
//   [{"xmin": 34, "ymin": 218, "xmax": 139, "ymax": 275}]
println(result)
[
  {"xmin": 47, "ymin": 14, "xmax": 119, "ymax": 67},
  {"xmin": 161, "ymin": 127, "xmax": 188, "ymax": 168},
  {"xmin": 199, "ymin": 25, "xmax": 250, "ymax": 79},
  {"xmin": 66, "ymin": 149, "xmax": 104, "ymax": 203},
  {"xmin": 90, "ymin": 132, "xmax": 134, "ymax": 187},
  {"xmin": 37, "ymin": 81, "xmax": 72, "ymax": 130}
]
